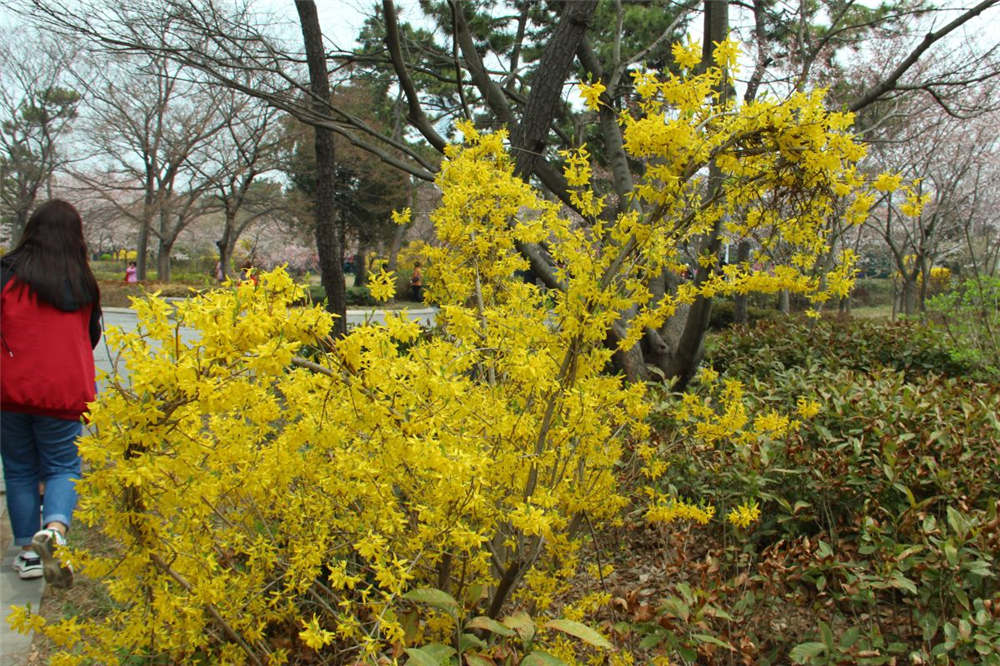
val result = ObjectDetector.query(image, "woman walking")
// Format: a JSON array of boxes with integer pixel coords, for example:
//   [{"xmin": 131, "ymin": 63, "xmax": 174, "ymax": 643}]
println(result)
[{"xmin": 1, "ymin": 200, "xmax": 102, "ymax": 588}]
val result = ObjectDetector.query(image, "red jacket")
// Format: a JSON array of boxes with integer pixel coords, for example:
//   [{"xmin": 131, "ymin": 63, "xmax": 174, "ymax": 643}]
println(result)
[{"xmin": 1, "ymin": 278, "xmax": 100, "ymax": 420}]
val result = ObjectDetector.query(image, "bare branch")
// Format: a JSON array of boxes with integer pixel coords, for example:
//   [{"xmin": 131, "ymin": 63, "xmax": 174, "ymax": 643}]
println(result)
[{"xmin": 849, "ymin": 0, "xmax": 1000, "ymax": 112}]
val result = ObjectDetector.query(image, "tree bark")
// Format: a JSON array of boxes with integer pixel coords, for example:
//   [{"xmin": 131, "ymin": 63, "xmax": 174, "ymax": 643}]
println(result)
[
  {"xmin": 660, "ymin": 0, "xmax": 731, "ymax": 390},
  {"xmin": 157, "ymin": 239, "xmax": 173, "ymax": 282},
  {"xmin": 510, "ymin": 0, "xmax": 597, "ymax": 180},
  {"xmin": 137, "ymin": 189, "xmax": 154, "ymax": 281},
  {"xmin": 217, "ymin": 215, "xmax": 235, "ymax": 282},
  {"xmin": 296, "ymin": 0, "xmax": 347, "ymax": 334}
]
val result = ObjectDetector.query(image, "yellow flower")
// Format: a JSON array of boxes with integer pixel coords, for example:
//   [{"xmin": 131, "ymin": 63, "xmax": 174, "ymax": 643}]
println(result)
[
  {"xmin": 578, "ymin": 80, "xmax": 606, "ymax": 111},
  {"xmin": 873, "ymin": 172, "xmax": 903, "ymax": 193},
  {"xmin": 727, "ymin": 500, "xmax": 761, "ymax": 529},
  {"xmin": 299, "ymin": 615, "xmax": 335, "ymax": 650},
  {"xmin": 392, "ymin": 207, "xmax": 412, "ymax": 225},
  {"xmin": 698, "ymin": 366, "xmax": 719, "ymax": 385},
  {"xmin": 900, "ymin": 191, "xmax": 931, "ymax": 217},
  {"xmin": 671, "ymin": 40, "xmax": 702, "ymax": 70},
  {"xmin": 646, "ymin": 495, "xmax": 715, "ymax": 525},
  {"xmin": 711, "ymin": 37, "xmax": 741, "ymax": 71},
  {"xmin": 796, "ymin": 397, "xmax": 822, "ymax": 419},
  {"xmin": 367, "ymin": 267, "xmax": 397, "ymax": 302}
]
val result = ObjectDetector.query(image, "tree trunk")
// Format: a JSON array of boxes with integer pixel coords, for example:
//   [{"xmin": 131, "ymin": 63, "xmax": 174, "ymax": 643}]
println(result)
[
  {"xmin": 217, "ymin": 214, "xmax": 235, "ymax": 281},
  {"xmin": 901, "ymin": 278, "xmax": 918, "ymax": 316},
  {"xmin": 778, "ymin": 289, "xmax": 790, "ymax": 314},
  {"xmin": 296, "ymin": 0, "xmax": 347, "ymax": 335},
  {"xmin": 510, "ymin": 0, "xmax": 597, "ymax": 180},
  {"xmin": 353, "ymin": 252, "xmax": 368, "ymax": 288},
  {"xmin": 156, "ymin": 209, "xmax": 175, "ymax": 282},
  {"xmin": 657, "ymin": 0, "xmax": 731, "ymax": 390},
  {"xmin": 137, "ymin": 190, "xmax": 154, "ymax": 281},
  {"xmin": 917, "ymin": 264, "xmax": 929, "ymax": 312},
  {"xmin": 157, "ymin": 240, "xmax": 172, "ymax": 282}
]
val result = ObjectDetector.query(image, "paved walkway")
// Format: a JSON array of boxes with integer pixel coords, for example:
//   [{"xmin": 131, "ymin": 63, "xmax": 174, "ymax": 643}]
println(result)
[
  {"xmin": 1, "ymin": 303, "xmax": 437, "ymax": 663},
  {"xmin": 1, "ymin": 503, "xmax": 41, "ymax": 664}
]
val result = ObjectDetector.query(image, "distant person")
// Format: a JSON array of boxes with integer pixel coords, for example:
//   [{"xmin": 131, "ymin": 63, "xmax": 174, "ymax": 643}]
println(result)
[
  {"xmin": 240, "ymin": 260, "xmax": 258, "ymax": 286},
  {"xmin": 124, "ymin": 260, "xmax": 138, "ymax": 283},
  {"xmin": 410, "ymin": 262, "xmax": 424, "ymax": 302},
  {"xmin": 214, "ymin": 260, "xmax": 224, "ymax": 282},
  {"xmin": 1, "ymin": 199, "xmax": 102, "ymax": 588}
]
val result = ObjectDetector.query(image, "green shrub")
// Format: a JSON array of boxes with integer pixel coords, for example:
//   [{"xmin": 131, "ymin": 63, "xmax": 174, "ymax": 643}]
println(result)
[
  {"xmin": 708, "ymin": 298, "xmax": 784, "ymax": 330},
  {"xmin": 850, "ymin": 278, "xmax": 894, "ymax": 307},
  {"xmin": 706, "ymin": 317, "xmax": 975, "ymax": 381},
  {"xmin": 637, "ymin": 319, "xmax": 1000, "ymax": 663},
  {"xmin": 926, "ymin": 275, "xmax": 1000, "ymax": 380},
  {"xmin": 307, "ymin": 284, "xmax": 378, "ymax": 306},
  {"xmin": 346, "ymin": 285, "xmax": 375, "ymax": 306},
  {"xmin": 168, "ymin": 270, "xmax": 214, "ymax": 287}
]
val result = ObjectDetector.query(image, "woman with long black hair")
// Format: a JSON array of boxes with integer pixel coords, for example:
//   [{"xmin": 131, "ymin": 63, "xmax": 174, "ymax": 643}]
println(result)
[{"xmin": 1, "ymin": 199, "xmax": 102, "ymax": 588}]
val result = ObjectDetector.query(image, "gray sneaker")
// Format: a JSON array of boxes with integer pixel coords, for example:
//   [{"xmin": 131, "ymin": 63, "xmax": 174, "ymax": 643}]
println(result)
[
  {"xmin": 31, "ymin": 528, "xmax": 73, "ymax": 588},
  {"xmin": 12, "ymin": 550, "xmax": 43, "ymax": 580}
]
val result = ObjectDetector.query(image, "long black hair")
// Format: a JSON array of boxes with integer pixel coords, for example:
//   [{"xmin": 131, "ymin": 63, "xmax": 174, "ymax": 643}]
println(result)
[{"xmin": 2, "ymin": 199, "xmax": 100, "ymax": 311}]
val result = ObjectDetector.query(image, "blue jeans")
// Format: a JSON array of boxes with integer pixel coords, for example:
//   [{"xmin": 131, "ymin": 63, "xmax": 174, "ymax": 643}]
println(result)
[{"xmin": 1, "ymin": 412, "xmax": 82, "ymax": 546}]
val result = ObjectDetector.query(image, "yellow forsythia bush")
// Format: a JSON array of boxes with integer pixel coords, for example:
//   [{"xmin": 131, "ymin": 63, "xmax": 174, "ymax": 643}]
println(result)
[{"xmin": 11, "ymin": 40, "xmax": 908, "ymax": 664}]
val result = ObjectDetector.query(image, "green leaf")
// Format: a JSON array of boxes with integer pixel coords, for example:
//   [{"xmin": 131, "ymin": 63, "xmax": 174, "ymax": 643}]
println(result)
[
  {"xmin": 890, "ymin": 571, "xmax": 918, "ymax": 595},
  {"xmin": 659, "ymin": 596, "xmax": 690, "ymax": 622},
  {"xmin": 422, "ymin": 643, "xmax": 456, "ymax": 660},
  {"xmin": 502, "ymin": 611, "xmax": 536, "ymax": 642},
  {"xmin": 405, "ymin": 644, "xmax": 455, "ymax": 665},
  {"xmin": 963, "ymin": 559, "xmax": 995, "ymax": 578},
  {"xmin": 637, "ymin": 628, "xmax": 667, "ymax": 649},
  {"xmin": 464, "ymin": 583, "xmax": 484, "ymax": 605},
  {"xmin": 920, "ymin": 612, "xmax": 940, "ymax": 643},
  {"xmin": 922, "ymin": 514, "xmax": 937, "ymax": 534},
  {"xmin": 544, "ymin": 619, "xmax": 613, "ymax": 650},
  {"xmin": 789, "ymin": 641, "xmax": 827, "ymax": 663},
  {"xmin": 459, "ymin": 632, "xmax": 487, "ymax": 651},
  {"xmin": 403, "ymin": 588, "xmax": 459, "ymax": 614},
  {"xmin": 819, "ymin": 621, "xmax": 834, "ymax": 650},
  {"xmin": 944, "ymin": 542, "xmax": 960, "ymax": 567},
  {"xmin": 947, "ymin": 506, "xmax": 970, "ymax": 538},
  {"xmin": 466, "ymin": 616, "xmax": 515, "ymax": 636},
  {"xmin": 404, "ymin": 649, "xmax": 439, "ymax": 666},
  {"xmin": 692, "ymin": 633, "xmax": 734, "ymax": 651},
  {"xmin": 521, "ymin": 651, "xmax": 567, "ymax": 665},
  {"xmin": 462, "ymin": 654, "xmax": 496, "ymax": 666},
  {"xmin": 959, "ymin": 618, "xmax": 972, "ymax": 640},
  {"xmin": 465, "ymin": 656, "xmax": 494, "ymax": 666},
  {"xmin": 840, "ymin": 626, "xmax": 860, "ymax": 648}
]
